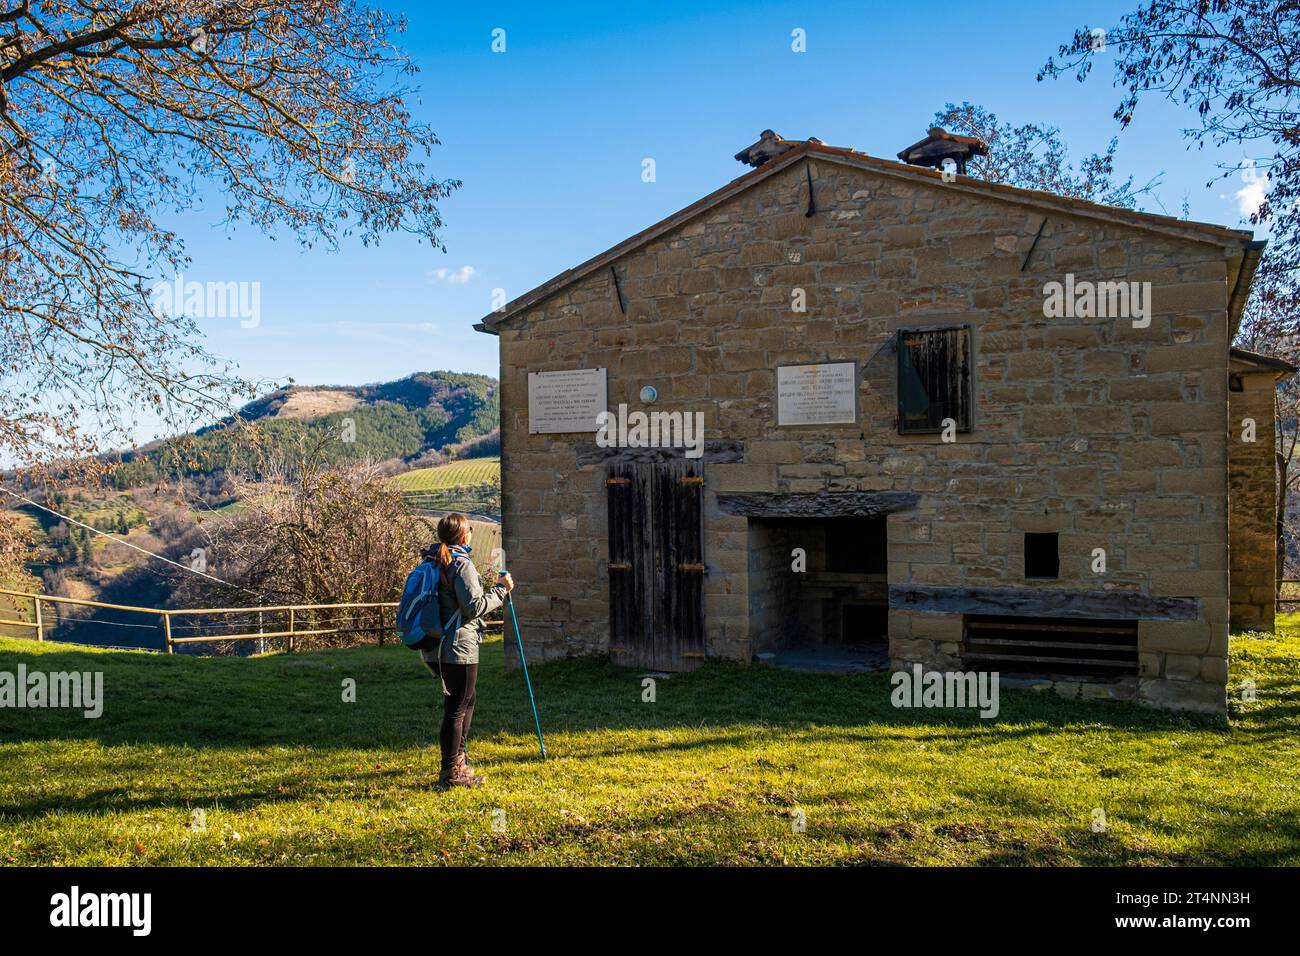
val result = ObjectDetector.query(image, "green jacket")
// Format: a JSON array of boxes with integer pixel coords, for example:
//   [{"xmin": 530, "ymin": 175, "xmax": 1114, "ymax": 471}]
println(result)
[{"xmin": 420, "ymin": 556, "xmax": 505, "ymax": 666}]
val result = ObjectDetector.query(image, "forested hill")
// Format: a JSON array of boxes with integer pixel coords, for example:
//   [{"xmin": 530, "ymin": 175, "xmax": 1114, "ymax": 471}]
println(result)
[{"xmin": 108, "ymin": 371, "xmax": 499, "ymax": 487}]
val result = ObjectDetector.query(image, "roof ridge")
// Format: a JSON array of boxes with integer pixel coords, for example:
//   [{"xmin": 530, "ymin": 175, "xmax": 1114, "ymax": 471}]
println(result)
[{"xmin": 478, "ymin": 142, "xmax": 1255, "ymax": 332}]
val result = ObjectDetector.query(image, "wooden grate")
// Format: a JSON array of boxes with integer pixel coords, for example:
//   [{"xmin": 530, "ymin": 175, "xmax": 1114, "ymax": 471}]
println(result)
[{"xmin": 963, "ymin": 614, "xmax": 1139, "ymax": 678}]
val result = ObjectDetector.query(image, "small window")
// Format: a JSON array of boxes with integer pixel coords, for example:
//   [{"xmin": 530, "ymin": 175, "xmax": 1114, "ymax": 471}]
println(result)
[
  {"xmin": 897, "ymin": 326, "xmax": 972, "ymax": 434},
  {"xmin": 1024, "ymin": 532, "xmax": 1059, "ymax": 580}
]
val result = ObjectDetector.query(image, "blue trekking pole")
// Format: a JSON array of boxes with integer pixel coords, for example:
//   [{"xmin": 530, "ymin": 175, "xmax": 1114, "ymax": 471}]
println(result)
[{"xmin": 501, "ymin": 567, "xmax": 546, "ymax": 759}]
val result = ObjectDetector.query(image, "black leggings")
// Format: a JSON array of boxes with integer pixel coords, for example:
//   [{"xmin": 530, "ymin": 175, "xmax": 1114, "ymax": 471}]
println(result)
[{"xmin": 432, "ymin": 661, "xmax": 477, "ymax": 770}]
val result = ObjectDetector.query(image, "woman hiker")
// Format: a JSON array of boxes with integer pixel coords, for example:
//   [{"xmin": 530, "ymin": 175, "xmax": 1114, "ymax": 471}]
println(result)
[{"xmin": 421, "ymin": 512, "xmax": 513, "ymax": 790}]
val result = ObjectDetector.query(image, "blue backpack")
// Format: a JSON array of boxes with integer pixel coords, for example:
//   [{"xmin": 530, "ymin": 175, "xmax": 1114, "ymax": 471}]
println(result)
[{"xmin": 395, "ymin": 561, "xmax": 462, "ymax": 652}]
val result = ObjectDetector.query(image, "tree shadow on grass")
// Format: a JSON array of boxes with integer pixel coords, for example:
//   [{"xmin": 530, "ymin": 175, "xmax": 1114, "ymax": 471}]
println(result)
[
  {"xmin": 968, "ymin": 806, "xmax": 1300, "ymax": 867},
  {"xmin": 0, "ymin": 737, "xmax": 432, "ymax": 821},
  {"xmin": 105, "ymin": 779, "xmax": 1299, "ymax": 867},
  {"xmin": 0, "ymin": 641, "xmax": 1257, "ymax": 756},
  {"xmin": 3, "ymin": 639, "xmax": 1296, "ymax": 865}
]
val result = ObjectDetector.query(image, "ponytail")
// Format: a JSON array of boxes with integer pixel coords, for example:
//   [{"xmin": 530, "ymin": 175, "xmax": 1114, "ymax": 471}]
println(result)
[
  {"xmin": 431, "ymin": 513, "xmax": 472, "ymax": 571},
  {"xmin": 432, "ymin": 542, "xmax": 452, "ymax": 570}
]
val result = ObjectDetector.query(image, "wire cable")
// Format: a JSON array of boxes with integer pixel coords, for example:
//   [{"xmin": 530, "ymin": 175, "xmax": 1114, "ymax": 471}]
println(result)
[
  {"xmin": 0, "ymin": 485, "xmax": 261, "ymax": 597},
  {"xmin": 51, "ymin": 617, "xmax": 160, "ymax": 631}
]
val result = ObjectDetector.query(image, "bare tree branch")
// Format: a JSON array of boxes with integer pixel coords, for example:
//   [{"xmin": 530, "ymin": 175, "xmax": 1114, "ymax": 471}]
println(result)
[{"xmin": 0, "ymin": 1, "xmax": 459, "ymax": 476}]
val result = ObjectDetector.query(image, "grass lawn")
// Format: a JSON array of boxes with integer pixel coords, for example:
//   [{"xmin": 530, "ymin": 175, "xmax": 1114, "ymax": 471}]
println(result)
[
  {"xmin": 393, "ymin": 457, "xmax": 500, "ymax": 492},
  {"xmin": 0, "ymin": 621, "xmax": 1297, "ymax": 866}
]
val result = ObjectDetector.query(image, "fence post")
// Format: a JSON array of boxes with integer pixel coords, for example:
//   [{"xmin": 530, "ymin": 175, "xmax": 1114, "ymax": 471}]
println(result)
[
  {"xmin": 287, "ymin": 607, "xmax": 295, "ymax": 654},
  {"xmin": 33, "ymin": 595, "xmax": 43, "ymax": 642},
  {"xmin": 163, "ymin": 612, "xmax": 173, "ymax": 654}
]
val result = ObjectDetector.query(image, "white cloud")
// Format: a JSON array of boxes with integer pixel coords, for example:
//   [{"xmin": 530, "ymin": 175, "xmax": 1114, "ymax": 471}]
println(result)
[
  {"xmin": 1235, "ymin": 162, "xmax": 1268, "ymax": 217},
  {"xmin": 428, "ymin": 265, "xmax": 477, "ymax": 285}
]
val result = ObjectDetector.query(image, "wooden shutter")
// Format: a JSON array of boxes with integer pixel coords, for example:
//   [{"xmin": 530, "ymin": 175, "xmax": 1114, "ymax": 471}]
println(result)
[{"xmin": 897, "ymin": 326, "xmax": 972, "ymax": 434}]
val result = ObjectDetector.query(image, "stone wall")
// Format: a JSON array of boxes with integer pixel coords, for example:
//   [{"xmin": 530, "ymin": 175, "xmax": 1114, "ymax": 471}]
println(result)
[
  {"xmin": 1228, "ymin": 371, "xmax": 1278, "ymax": 632},
  {"xmin": 494, "ymin": 156, "xmax": 1238, "ymax": 713},
  {"xmin": 746, "ymin": 520, "xmax": 802, "ymax": 654}
]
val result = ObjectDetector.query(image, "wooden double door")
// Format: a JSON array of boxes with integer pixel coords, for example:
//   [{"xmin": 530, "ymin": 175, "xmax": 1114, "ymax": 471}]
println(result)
[{"xmin": 605, "ymin": 457, "xmax": 705, "ymax": 671}]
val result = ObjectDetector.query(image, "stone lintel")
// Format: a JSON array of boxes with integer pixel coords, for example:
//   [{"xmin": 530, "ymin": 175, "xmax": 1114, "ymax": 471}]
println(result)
[
  {"xmin": 719, "ymin": 491, "xmax": 920, "ymax": 518},
  {"xmin": 890, "ymin": 585, "xmax": 1200, "ymax": 621},
  {"xmin": 575, "ymin": 440, "xmax": 744, "ymax": 466}
]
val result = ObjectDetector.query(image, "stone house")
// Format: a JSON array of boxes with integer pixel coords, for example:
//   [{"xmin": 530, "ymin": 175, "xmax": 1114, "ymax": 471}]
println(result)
[
  {"xmin": 476, "ymin": 129, "xmax": 1294, "ymax": 714},
  {"xmin": 1228, "ymin": 347, "xmax": 1293, "ymax": 633}
]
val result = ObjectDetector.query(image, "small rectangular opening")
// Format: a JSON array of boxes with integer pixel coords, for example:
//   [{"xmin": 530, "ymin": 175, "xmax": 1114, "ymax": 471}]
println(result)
[{"xmin": 1024, "ymin": 532, "xmax": 1059, "ymax": 580}]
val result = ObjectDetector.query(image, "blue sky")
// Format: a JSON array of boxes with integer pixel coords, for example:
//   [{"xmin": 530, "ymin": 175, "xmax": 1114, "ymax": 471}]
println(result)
[{"xmin": 161, "ymin": 0, "xmax": 1266, "ymax": 436}]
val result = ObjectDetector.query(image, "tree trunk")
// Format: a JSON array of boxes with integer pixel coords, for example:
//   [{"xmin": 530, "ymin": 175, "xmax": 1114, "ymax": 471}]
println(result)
[{"xmin": 1277, "ymin": 451, "xmax": 1288, "ymax": 597}]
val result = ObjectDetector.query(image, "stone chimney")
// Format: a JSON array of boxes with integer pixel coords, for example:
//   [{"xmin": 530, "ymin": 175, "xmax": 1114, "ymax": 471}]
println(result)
[
  {"xmin": 896, "ymin": 127, "xmax": 988, "ymax": 175},
  {"xmin": 734, "ymin": 130, "xmax": 823, "ymax": 168}
]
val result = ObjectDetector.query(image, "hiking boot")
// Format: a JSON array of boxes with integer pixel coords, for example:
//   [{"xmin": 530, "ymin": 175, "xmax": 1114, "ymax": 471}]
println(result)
[
  {"xmin": 437, "ymin": 753, "xmax": 484, "ymax": 791},
  {"xmin": 456, "ymin": 751, "xmax": 485, "ymax": 784},
  {"xmin": 461, "ymin": 744, "xmax": 478, "ymax": 778}
]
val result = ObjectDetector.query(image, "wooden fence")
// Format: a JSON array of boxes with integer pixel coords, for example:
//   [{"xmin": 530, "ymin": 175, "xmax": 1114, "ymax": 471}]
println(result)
[
  {"xmin": 400, "ymin": 483, "xmax": 501, "ymax": 521},
  {"xmin": 0, "ymin": 586, "xmax": 397, "ymax": 654}
]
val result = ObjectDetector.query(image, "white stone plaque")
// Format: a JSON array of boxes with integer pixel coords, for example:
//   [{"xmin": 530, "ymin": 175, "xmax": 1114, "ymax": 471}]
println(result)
[
  {"xmin": 776, "ymin": 361, "xmax": 858, "ymax": 426},
  {"xmin": 528, "ymin": 367, "xmax": 607, "ymax": 434}
]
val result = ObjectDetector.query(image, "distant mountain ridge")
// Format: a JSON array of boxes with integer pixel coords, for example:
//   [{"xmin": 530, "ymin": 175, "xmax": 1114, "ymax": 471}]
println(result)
[
  {"xmin": 210, "ymin": 371, "xmax": 497, "ymax": 428},
  {"xmin": 110, "ymin": 371, "xmax": 499, "ymax": 487}
]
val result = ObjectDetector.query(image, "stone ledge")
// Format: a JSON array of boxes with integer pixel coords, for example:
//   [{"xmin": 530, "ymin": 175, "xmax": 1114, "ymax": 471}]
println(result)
[{"xmin": 889, "ymin": 585, "xmax": 1200, "ymax": 621}]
